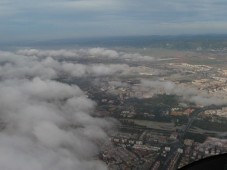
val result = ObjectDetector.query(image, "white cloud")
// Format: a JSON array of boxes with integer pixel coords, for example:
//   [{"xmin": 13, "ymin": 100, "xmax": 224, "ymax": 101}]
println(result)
[
  {"xmin": 0, "ymin": 77, "xmax": 111, "ymax": 170},
  {"xmin": 0, "ymin": 48, "xmax": 128, "ymax": 169},
  {"xmin": 17, "ymin": 48, "xmax": 155, "ymax": 62},
  {"xmin": 141, "ymin": 79, "xmax": 227, "ymax": 106},
  {"xmin": 0, "ymin": 49, "xmax": 136, "ymax": 79}
]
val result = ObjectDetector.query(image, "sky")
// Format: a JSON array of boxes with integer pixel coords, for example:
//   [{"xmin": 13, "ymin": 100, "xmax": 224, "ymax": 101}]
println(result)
[{"xmin": 1, "ymin": 0, "xmax": 227, "ymax": 42}]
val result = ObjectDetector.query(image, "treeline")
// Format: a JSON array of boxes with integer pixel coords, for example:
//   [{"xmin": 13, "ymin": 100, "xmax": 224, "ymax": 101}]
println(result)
[
  {"xmin": 126, "ymin": 94, "xmax": 179, "ymax": 114},
  {"xmin": 193, "ymin": 120, "xmax": 227, "ymax": 132},
  {"xmin": 184, "ymin": 132, "xmax": 207, "ymax": 143}
]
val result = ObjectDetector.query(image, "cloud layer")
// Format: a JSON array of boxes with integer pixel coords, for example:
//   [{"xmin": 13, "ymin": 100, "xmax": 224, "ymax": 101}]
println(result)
[
  {"xmin": 0, "ymin": 48, "xmax": 138, "ymax": 80},
  {"xmin": 17, "ymin": 48, "xmax": 155, "ymax": 62},
  {"xmin": 0, "ymin": 49, "xmax": 125, "ymax": 170}
]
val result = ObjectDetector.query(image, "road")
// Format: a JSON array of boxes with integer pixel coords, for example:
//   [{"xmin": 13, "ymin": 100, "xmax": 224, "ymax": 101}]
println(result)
[{"xmin": 160, "ymin": 105, "xmax": 224, "ymax": 170}]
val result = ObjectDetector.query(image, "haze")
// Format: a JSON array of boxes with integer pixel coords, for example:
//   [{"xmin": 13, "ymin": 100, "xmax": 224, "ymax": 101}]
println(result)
[{"xmin": 1, "ymin": 0, "xmax": 227, "ymax": 42}]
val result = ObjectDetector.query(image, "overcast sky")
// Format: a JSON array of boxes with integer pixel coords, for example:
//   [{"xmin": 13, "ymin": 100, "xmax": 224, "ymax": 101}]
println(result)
[{"xmin": 1, "ymin": 0, "xmax": 227, "ymax": 42}]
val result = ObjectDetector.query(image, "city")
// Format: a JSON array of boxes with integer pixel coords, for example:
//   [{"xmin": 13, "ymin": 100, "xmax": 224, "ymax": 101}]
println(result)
[
  {"xmin": 1, "ymin": 0, "xmax": 227, "ymax": 170},
  {"xmin": 57, "ymin": 46, "xmax": 227, "ymax": 170}
]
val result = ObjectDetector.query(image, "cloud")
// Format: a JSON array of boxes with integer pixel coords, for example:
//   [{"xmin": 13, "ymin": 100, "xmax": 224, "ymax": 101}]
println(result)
[
  {"xmin": 0, "ymin": 49, "xmax": 134, "ymax": 79},
  {"xmin": 0, "ymin": 48, "xmax": 126, "ymax": 169},
  {"xmin": 17, "ymin": 49, "xmax": 80, "ymax": 58},
  {"xmin": 61, "ymin": 62, "xmax": 129, "ymax": 77},
  {"xmin": 17, "ymin": 48, "xmax": 155, "ymax": 62},
  {"xmin": 2, "ymin": 0, "xmax": 227, "ymax": 42},
  {"xmin": 0, "ymin": 77, "xmax": 112, "ymax": 170},
  {"xmin": 141, "ymin": 79, "xmax": 227, "ymax": 106},
  {"xmin": 88, "ymin": 48, "xmax": 119, "ymax": 58}
]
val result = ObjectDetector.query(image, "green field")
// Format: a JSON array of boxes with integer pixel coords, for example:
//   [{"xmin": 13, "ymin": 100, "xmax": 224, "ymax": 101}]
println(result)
[{"xmin": 121, "ymin": 119, "xmax": 177, "ymax": 131}]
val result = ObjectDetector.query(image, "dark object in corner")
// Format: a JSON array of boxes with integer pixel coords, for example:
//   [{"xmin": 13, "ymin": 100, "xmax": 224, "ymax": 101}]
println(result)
[{"xmin": 179, "ymin": 153, "xmax": 227, "ymax": 170}]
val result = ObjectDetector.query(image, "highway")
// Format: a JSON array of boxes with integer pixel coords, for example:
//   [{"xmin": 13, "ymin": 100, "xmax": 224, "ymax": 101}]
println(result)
[{"xmin": 160, "ymin": 105, "xmax": 224, "ymax": 170}]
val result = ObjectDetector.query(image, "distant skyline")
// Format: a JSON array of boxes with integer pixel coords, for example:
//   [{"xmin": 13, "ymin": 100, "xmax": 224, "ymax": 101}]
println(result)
[{"xmin": 1, "ymin": 0, "xmax": 227, "ymax": 42}]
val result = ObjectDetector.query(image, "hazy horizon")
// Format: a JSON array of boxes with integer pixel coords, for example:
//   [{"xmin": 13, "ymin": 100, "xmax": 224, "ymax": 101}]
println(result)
[{"xmin": 1, "ymin": 0, "xmax": 227, "ymax": 42}]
